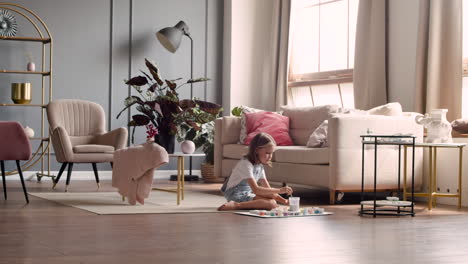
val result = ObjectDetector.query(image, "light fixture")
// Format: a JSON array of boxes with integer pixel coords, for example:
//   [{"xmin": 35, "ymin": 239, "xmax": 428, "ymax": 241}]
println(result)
[
  {"xmin": 156, "ymin": 20, "xmax": 194, "ymax": 98},
  {"xmin": 156, "ymin": 20, "xmax": 197, "ymax": 181}
]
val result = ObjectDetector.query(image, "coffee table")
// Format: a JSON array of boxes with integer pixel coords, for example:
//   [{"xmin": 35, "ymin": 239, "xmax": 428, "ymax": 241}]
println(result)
[{"xmin": 152, "ymin": 153, "xmax": 205, "ymax": 205}]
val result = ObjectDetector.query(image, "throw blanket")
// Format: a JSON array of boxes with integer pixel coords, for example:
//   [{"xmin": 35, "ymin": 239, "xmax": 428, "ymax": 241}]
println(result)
[{"xmin": 112, "ymin": 140, "xmax": 169, "ymax": 205}]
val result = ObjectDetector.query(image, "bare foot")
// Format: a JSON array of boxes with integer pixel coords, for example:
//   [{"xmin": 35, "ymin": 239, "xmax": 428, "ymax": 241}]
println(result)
[{"xmin": 217, "ymin": 201, "xmax": 238, "ymax": 211}]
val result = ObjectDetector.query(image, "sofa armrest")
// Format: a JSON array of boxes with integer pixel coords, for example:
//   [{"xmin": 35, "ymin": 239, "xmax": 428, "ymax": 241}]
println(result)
[
  {"xmin": 328, "ymin": 114, "xmax": 424, "ymax": 190},
  {"xmin": 214, "ymin": 116, "xmax": 241, "ymax": 177}
]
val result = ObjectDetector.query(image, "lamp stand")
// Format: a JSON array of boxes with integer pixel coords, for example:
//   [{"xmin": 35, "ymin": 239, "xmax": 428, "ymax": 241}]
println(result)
[{"xmin": 170, "ymin": 35, "xmax": 199, "ymax": 182}]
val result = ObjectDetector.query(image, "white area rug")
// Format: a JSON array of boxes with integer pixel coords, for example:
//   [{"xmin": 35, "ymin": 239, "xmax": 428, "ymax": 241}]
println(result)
[{"xmin": 29, "ymin": 190, "xmax": 228, "ymax": 215}]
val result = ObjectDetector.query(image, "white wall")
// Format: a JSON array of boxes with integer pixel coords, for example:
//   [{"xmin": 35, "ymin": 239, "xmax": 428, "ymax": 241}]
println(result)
[
  {"xmin": 223, "ymin": 0, "xmax": 278, "ymax": 113},
  {"xmin": 387, "ymin": 0, "xmax": 421, "ymax": 112}
]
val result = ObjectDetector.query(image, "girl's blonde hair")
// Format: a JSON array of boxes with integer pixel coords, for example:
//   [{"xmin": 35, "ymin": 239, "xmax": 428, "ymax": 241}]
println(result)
[{"xmin": 245, "ymin": 132, "xmax": 277, "ymax": 165}]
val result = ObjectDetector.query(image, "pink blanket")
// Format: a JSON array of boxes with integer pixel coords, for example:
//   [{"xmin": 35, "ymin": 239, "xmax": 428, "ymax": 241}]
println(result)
[{"xmin": 112, "ymin": 141, "xmax": 169, "ymax": 205}]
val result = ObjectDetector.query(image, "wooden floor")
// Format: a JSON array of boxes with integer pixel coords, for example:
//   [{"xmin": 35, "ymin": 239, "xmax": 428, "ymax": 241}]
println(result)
[{"xmin": 2, "ymin": 177, "xmax": 468, "ymax": 264}]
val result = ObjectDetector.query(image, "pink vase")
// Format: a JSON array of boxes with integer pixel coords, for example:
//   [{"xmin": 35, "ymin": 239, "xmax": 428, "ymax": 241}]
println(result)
[
  {"xmin": 181, "ymin": 140, "xmax": 195, "ymax": 154},
  {"xmin": 27, "ymin": 62, "xmax": 35, "ymax": 72}
]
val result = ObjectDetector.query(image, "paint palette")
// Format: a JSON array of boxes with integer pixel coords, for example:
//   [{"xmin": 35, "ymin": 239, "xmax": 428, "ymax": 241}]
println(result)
[{"xmin": 235, "ymin": 207, "xmax": 333, "ymax": 218}]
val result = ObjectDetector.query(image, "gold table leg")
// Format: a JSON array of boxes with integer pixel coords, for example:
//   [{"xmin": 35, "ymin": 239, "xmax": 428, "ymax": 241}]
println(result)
[
  {"xmin": 153, "ymin": 156, "xmax": 185, "ymax": 205},
  {"xmin": 181, "ymin": 156, "xmax": 185, "ymax": 201},
  {"xmin": 177, "ymin": 157, "xmax": 181, "ymax": 205},
  {"xmin": 428, "ymin": 146, "xmax": 433, "ymax": 210}
]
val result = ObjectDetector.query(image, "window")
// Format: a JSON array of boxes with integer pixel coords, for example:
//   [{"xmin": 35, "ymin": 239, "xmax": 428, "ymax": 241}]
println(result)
[{"xmin": 288, "ymin": 0, "xmax": 359, "ymax": 108}]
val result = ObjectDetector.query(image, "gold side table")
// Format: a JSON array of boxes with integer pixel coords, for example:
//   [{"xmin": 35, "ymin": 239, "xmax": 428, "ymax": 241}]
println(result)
[
  {"xmin": 404, "ymin": 143, "xmax": 466, "ymax": 210},
  {"xmin": 152, "ymin": 153, "xmax": 205, "ymax": 205}
]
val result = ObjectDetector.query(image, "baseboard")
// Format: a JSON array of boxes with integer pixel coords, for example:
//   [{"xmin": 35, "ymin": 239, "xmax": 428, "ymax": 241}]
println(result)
[{"xmin": 3, "ymin": 170, "xmax": 201, "ymax": 181}]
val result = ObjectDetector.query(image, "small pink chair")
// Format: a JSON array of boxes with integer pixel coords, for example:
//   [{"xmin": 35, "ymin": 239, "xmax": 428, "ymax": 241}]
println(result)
[{"xmin": 0, "ymin": 121, "xmax": 31, "ymax": 203}]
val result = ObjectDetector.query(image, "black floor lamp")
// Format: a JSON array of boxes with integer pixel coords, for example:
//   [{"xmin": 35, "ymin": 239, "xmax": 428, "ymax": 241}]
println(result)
[{"xmin": 156, "ymin": 21, "xmax": 198, "ymax": 181}]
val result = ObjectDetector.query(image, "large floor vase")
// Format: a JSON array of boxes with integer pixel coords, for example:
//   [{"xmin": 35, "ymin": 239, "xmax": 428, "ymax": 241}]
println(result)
[{"xmin": 154, "ymin": 132, "xmax": 175, "ymax": 154}]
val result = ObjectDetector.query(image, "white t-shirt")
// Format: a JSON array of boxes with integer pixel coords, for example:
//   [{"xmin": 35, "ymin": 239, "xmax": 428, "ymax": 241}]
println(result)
[{"xmin": 225, "ymin": 159, "xmax": 266, "ymax": 191}]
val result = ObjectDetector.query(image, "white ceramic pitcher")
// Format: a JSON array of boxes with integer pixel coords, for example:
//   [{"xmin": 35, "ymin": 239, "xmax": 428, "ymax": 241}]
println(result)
[{"xmin": 415, "ymin": 109, "xmax": 452, "ymax": 143}]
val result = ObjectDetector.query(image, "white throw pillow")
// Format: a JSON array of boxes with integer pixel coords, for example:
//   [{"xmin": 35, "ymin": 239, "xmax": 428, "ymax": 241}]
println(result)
[
  {"xmin": 338, "ymin": 107, "xmax": 369, "ymax": 115},
  {"xmin": 368, "ymin": 102, "xmax": 403, "ymax": 116},
  {"xmin": 238, "ymin": 106, "xmax": 265, "ymax": 144},
  {"xmin": 307, "ymin": 120, "xmax": 329, "ymax": 148}
]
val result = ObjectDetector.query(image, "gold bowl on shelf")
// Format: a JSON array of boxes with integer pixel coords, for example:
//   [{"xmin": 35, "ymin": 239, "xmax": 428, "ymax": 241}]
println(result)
[{"xmin": 11, "ymin": 82, "xmax": 31, "ymax": 104}]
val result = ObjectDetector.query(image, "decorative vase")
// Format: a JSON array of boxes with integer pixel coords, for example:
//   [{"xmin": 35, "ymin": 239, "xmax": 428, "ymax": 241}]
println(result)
[
  {"xmin": 11, "ymin": 83, "xmax": 32, "ymax": 104},
  {"xmin": 23, "ymin": 126, "xmax": 34, "ymax": 138},
  {"xmin": 154, "ymin": 131, "xmax": 175, "ymax": 154},
  {"xmin": 27, "ymin": 62, "xmax": 35, "ymax": 71},
  {"xmin": 415, "ymin": 109, "xmax": 452, "ymax": 143},
  {"xmin": 181, "ymin": 140, "xmax": 195, "ymax": 154}
]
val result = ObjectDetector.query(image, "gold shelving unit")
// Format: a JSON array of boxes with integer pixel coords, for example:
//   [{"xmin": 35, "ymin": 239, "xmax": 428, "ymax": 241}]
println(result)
[{"xmin": 0, "ymin": 2, "xmax": 53, "ymax": 181}]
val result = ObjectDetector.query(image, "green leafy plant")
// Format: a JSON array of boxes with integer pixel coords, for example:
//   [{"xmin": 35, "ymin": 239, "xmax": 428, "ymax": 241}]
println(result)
[
  {"xmin": 175, "ymin": 100, "xmax": 222, "ymax": 164},
  {"xmin": 117, "ymin": 58, "xmax": 210, "ymax": 143},
  {"xmin": 231, "ymin": 106, "xmax": 243, "ymax": 117}
]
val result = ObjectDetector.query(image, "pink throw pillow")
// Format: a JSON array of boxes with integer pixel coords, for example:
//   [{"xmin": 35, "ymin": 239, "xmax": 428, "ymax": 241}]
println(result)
[{"xmin": 243, "ymin": 111, "xmax": 293, "ymax": 146}]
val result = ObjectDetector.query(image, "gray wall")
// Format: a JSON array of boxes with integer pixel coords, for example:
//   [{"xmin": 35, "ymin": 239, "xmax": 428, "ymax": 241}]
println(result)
[{"xmin": 0, "ymin": 0, "xmax": 223, "ymax": 171}]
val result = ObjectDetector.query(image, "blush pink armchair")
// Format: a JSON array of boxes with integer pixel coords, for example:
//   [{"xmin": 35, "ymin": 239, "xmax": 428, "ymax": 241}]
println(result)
[
  {"xmin": 0, "ymin": 121, "xmax": 32, "ymax": 203},
  {"xmin": 47, "ymin": 99, "xmax": 128, "ymax": 191}
]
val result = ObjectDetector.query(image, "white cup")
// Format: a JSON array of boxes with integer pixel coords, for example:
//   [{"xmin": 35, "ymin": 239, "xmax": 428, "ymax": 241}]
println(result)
[{"xmin": 289, "ymin": 197, "xmax": 300, "ymax": 211}]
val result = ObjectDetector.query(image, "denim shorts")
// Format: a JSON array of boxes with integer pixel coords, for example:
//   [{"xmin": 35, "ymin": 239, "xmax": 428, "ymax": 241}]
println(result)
[{"xmin": 224, "ymin": 184, "xmax": 256, "ymax": 202}]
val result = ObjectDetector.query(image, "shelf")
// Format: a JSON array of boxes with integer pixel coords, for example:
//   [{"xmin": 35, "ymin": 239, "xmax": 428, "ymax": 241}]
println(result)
[
  {"xmin": 0, "ymin": 70, "xmax": 50, "ymax": 75},
  {"xmin": 361, "ymin": 200, "xmax": 413, "ymax": 207},
  {"xmin": 0, "ymin": 104, "xmax": 47, "ymax": 107},
  {"xmin": 0, "ymin": 36, "xmax": 51, "ymax": 43},
  {"xmin": 361, "ymin": 140, "xmax": 414, "ymax": 145},
  {"xmin": 30, "ymin": 137, "xmax": 49, "ymax": 141}
]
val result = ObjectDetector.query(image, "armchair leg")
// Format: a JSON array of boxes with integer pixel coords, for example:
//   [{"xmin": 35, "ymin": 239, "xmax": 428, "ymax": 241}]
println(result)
[
  {"xmin": 53, "ymin": 162, "xmax": 68, "ymax": 189},
  {"xmin": 92, "ymin": 163, "xmax": 100, "ymax": 189},
  {"xmin": 16, "ymin": 160, "xmax": 29, "ymax": 203},
  {"xmin": 65, "ymin": 163, "xmax": 74, "ymax": 192},
  {"xmin": 110, "ymin": 162, "xmax": 113, "ymax": 168},
  {"xmin": 1, "ymin": 160, "xmax": 6, "ymax": 200}
]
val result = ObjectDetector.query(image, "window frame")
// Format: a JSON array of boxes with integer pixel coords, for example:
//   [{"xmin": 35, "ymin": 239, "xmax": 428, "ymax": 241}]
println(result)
[{"xmin": 288, "ymin": 0, "xmax": 357, "ymax": 106}]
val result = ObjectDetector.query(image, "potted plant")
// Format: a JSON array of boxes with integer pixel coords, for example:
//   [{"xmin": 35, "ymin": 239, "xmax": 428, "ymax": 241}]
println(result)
[
  {"xmin": 175, "ymin": 100, "xmax": 222, "ymax": 182},
  {"xmin": 117, "ymin": 58, "xmax": 209, "ymax": 153}
]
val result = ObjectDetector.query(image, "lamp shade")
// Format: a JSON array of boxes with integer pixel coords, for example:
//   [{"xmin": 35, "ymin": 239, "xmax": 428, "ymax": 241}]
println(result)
[{"xmin": 156, "ymin": 21, "xmax": 190, "ymax": 53}]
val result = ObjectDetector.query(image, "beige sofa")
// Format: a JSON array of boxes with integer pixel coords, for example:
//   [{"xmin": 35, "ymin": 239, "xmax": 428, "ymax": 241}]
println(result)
[{"xmin": 214, "ymin": 106, "xmax": 424, "ymax": 203}]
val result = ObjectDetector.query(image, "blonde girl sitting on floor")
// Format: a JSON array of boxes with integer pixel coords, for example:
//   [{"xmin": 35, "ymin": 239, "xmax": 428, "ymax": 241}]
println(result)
[{"xmin": 217, "ymin": 132, "xmax": 293, "ymax": 211}]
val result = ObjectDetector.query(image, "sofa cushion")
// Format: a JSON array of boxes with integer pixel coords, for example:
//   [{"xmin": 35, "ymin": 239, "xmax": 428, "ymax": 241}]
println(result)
[
  {"xmin": 273, "ymin": 146, "xmax": 329, "ymax": 165},
  {"xmin": 368, "ymin": 102, "xmax": 403, "ymax": 116},
  {"xmin": 244, "ymin": 111, "xmax": 293, "ymax": 146},
  {"xmin": 281, "ymin": 105, "xmax": 340, "ymax": 146},
  {"xmin": 223, "ymin": 144, "xmax": 249, "ymax": 159},
  {"xmin": 220, "ymin": 116, "xmax": 241, "ymax": 144},
  {"xmin": 307, "ymin": 120, "xmax": 329, "ymax": 148}
]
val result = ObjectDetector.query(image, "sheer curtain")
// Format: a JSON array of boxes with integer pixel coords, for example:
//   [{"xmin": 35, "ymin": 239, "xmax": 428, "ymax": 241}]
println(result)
[
  {"xmin": 414, "ymin": 0, "xmax": 462, "ymax": 121},
  {"xmin": 273, "ymin": 0, "xmax": 291, "ymax": 110},
  {"xmin": 353, "ymin": 0, "xmax": 387, "ymax": 110}
]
